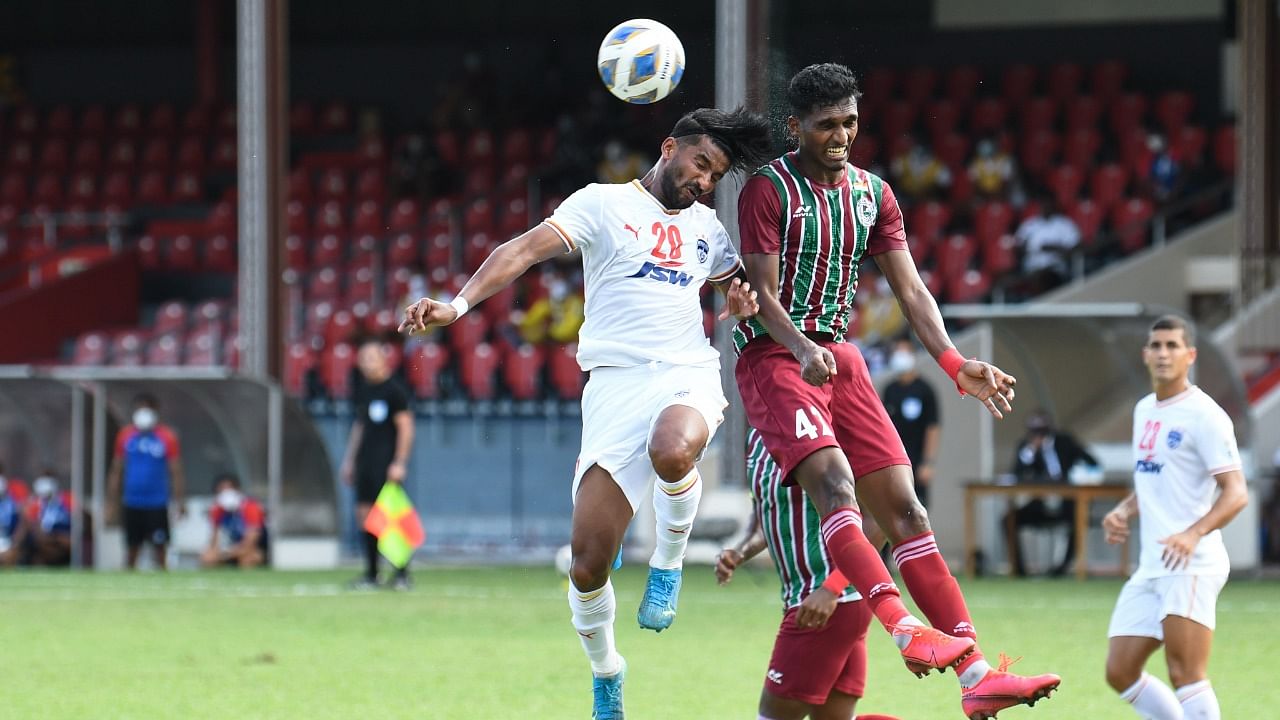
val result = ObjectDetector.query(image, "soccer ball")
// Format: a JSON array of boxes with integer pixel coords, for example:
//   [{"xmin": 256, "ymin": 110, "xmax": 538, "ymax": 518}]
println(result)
[
  {"xmin": 597, "ymin": 19, "xmax": 685, "ymax": 104},
  {"xmin": 555, "ymin": 544, "xmax": 573, "ymax": 577}
]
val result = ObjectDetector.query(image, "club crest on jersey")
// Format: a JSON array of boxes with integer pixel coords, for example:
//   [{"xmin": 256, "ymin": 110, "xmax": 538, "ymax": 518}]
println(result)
[
  {"xmin": 696, "ymin": 238, "xmax": 709, "ymax": 263},
  {"xmin": 856, "ymin": 195, "xmax": 877, "ymax": 227},
  {"xmin": 627, "ymin": 261, "xmax": 694, "ymax": 287},
  {"xmin": 1166, "ymin": 429, "xmax": 1183, "ymax": 449}
]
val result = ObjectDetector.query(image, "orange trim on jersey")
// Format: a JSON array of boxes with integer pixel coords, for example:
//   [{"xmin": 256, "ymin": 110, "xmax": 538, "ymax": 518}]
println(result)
[
  {"xmin": 542, "ymin": 219, "xmax": 575, "ymax": 251},
  {"xmin": 1207, "ymin": 464, "xmax": 1242, "ymax": 476},
  {"xmin": 709, "ymin": 260, "xmax": 744, "ymax": 283},
  {"xmin": 630, "ymin": 180, "xmax": 681, "ymax": 215}
]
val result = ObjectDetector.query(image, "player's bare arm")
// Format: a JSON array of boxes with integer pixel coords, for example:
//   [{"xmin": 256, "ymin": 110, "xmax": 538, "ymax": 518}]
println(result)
[
  {"xmin": 1102, "ymin": 492, "xmax": 1139, "ymax": 544},
  {"xmin": 400, "ymin": 223, "xmax": 568, "ymax": 333},
  {"xmin": 1158, "ymin": 468, "xmax": 1248, "ymax": 571},
  {"xmin": 742, "ymin": 253, "xmax": 838, "ymax": 386},
  {"xmin": 875, "ymin": 248, "xmax": 1016, "ymax": 418},
  {"xmin": 715, "ymin": 503, "xmax": 767, "ymax": 585},
  {"xmin": 711, "ymin": 269, "xmax": 759, "ymax": 321}
]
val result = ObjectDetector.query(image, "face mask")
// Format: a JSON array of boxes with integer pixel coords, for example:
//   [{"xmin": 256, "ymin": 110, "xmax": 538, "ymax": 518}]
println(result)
[
  {"xmin": 549, "ymin": 281, "xmax": 568, "ymax": 302},
  {"xmin": 888, "ymin": 350, "xmax": 917, "ymax": 375},
  {"xmin": 216, "ymin": 488, "xmax": 243, "ymax": 512},
  {"xmin": 133, "ymin": 408, "xmax": 157, "ymax": 430},
  {"xmin": 33, "ymin": 476, "xmax": 56, "ymax": 498}
]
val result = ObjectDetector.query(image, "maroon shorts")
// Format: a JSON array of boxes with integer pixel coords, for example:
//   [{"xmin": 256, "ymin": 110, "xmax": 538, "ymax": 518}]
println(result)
[
  {"xmin": 736, "ymin": 338, "xmax": 910, "ymax": 484},
  {"xmin": 764, "ymin": 600, "xmax": 873, "ymax": 704}
]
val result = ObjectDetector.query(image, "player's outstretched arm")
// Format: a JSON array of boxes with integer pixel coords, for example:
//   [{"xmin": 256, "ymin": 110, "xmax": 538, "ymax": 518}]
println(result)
[
  {"xmin": 711, "ymin": 269, "xmax": 759, "ymax": 321},
  {"xmin": 400, "ymin": 224, "xmax": 568, "ymax": 333},
  {"xmin": 875, "ymin": 248, "xmax": 1015, "ymax": 418},
  {"xmin": 1158, "ymin": 469, "xmax": 1248, "ymax": 570},
  {"xmin": 715, "ymin": 502, "xmax": 767, "ymax": 585}
]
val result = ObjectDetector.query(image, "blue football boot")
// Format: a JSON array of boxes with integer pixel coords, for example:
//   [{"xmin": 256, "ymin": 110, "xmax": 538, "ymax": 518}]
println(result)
[
  {"xmin": 636, "ymin": 567, "xmax": 682, "ymax": 632},
  {"xmin": 591, "ymin": 657, "xmax": 626, "ymax": 719}
]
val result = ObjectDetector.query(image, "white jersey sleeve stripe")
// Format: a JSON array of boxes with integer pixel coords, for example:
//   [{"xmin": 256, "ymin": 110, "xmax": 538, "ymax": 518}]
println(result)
[
  {"xmin": 542, "ymin": 219, "xmax": 576, "ymax": 251},
  {"xmin": 708, "ymin": 260, "xmax": 744, "ymax": 283},
  {"xmin": 1207, "ymin": 463, "xmax": 1242, "ymax": 476}
]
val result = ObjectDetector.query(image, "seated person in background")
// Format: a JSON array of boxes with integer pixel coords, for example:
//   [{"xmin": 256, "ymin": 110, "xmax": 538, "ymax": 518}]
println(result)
[
  {"xmin": 1014, "ymin": 198, "xmax": 1080, "ymax": 295},
  {"xmin": 0, "ymin": 471, "xmax": 28, "ymax": 567},
  {"xmin": 1003, "ymin": 411, "xmax": 1099, "ymax": 577},
  {"xmin": 890, "ymin": 138, "xmax": 951, "ymax": 202},
  {"xmin": 518, "ymin": 272, "xmax": 585, "ymax": 345},
  {"xmin": 23, "ymin": 473, "xmax": 73, "ymax": 566},
  {"xmin": 968, "ymin": 137, "xmax": 1018, "ymax": 201},
  {"xmin": 201, "ymin": 473, "xmax": 267, "ymax": 569}
]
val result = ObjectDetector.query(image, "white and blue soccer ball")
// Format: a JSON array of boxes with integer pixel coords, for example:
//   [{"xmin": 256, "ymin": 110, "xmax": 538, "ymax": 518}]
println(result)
[
  {"xmin": 597, "ymin": 19, "xmax": 685, "ymax": 104},
  {"xmin": 555, "ymin": 543, "xmax": 573, "ymax": 577}
]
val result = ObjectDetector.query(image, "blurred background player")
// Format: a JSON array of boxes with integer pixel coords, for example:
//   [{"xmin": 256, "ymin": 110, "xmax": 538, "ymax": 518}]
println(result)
[
  {"xmin": 201, "ymin": 473, "xmax": 267, "ymax": 569},
  {"xmin": 108, "ymin": 394, "xmax": 185, "ymax": 570},
  {"xmin": 880, "ymin": 338, "xmax": 940, "ymax": 510},
  {"xmin": 340, "ymin": 339, "xmax": 414, "ymax": 590},
  {"xmin": 734, "ymin": 62, "xmax": 1059, "ymax": 718},
  {"xmin": 0, "ymin": 467, "xmax": 29, "ymax": 567},
  {"xmin": 1103, "ymin": 315, "xmax": 1249, "ymax": 720},
  {"xmin": 21, "ymin": 472, "xmax": 73, "ymax": 566},
  {"xmin": 716, "ymin": 429, "xmax": 900, "ymax": 720},
  {"xmin": 400, "ymin": 106, "xmax": 771, "ymax": 720}
]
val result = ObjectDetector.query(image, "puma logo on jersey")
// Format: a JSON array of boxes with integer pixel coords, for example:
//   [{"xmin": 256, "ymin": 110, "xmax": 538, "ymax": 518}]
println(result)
[
  {"xmin": 627, "ymin": 261, "xmax": 694, "ymax": 287},
  {"xmin": 623, "ymin": 224, "xmax": 641, "ymax": 242},
  {"xmin": 791, "ymin": 205, "xmax": 814, "ymax": 219}
]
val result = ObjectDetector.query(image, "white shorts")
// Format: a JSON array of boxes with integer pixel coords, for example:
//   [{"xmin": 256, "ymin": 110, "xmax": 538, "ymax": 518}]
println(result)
[
  {"xmin": 1107, "ymin": 574, "xmax": 1228, "ymax": 639},
  {"xmin": 573, "ymin": 362, "xmax": 727, "ymax": 512}
]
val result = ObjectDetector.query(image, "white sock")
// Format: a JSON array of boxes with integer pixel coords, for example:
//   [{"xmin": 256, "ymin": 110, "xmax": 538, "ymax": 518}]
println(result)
[
  {"xmin": 1120, "ymin": 672, "xmax": 1183, "ymax": 719},
  {"xmin": 649, "ymin": 468, "xmax": 701, "ymax": 570},
  {"xmin": 958, "ymin": 658, "xmax": 993, "ymax": 689},
  {"xmin": 1176, "ymin": 680, "xmax": 1219, "ymax": 720},
  {"xmin": 569, "ymin": 579, "xmax": 621, "ymax": 677},
  {"xmin": 890, "ymin": 614, "xmax": 926, "ymax": 650}
]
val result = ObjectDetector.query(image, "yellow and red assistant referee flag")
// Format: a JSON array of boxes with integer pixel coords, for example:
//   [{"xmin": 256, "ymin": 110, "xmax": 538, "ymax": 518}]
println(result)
[{"xmin": 363, "ymin": 483, "xmax": 425, "ymax": 569}]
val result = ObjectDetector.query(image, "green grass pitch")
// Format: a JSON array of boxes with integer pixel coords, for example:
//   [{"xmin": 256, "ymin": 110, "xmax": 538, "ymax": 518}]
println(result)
[{"xmin": 4, "ymin": 567, "xmax": 1275, "ymax": 718}]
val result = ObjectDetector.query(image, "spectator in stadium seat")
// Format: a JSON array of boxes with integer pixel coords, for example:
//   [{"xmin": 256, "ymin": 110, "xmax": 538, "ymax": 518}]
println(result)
[
  {"xmin": 0, "ymin": 467, "xmax": 28, "ymax": 567},
  {"xmin": 597, "ymin": 140, "xmax": 648, "ymax": 185},
  {"xmin": 1003, "ymin": 411, "xmax": 1099, "ymax": 576},
  {"xmin": 881, "ymin": 339, "xmax": 941, "ymax": 510},
  {"xmin": 1014, "ymin": 198, "xmax": 1081, "ymax": 295},
  {"xmin": 1145, "ymin": 134, "xmax": 1182, "ymax": 205},
  {"xmin": 855, "ymin": 272, "xmax": 907, "ymax": 349},
  {"xmin": 22, "ymin": 472, "xmax": 73, "ymax": 566},
  {"xmin": 201, "ymin": 473, "xmax": 267, "ymax": 569},
  {"xmin": 968, "ymin": 137, "xmax": 1019, "ymax": 201},
  {"xmin": 108, "ymin": 394, "xmax": 185, "ymax": 570},
  {"xmin": 518, "ymin": 271, "xmax": 585, "ymax": 345},
  {"xmin": 340, "ymin": 340, "xmax": 414, "ymax": 590},
  {"xmin": 889, "ymin": 139, "xmax": 951, "ymax": 202}
]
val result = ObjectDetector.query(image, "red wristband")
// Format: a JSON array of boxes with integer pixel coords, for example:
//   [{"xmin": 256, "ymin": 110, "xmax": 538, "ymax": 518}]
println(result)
[
  {"xmin": 821, "ymin": 570, "xmax": 848, "ymax": 594},
  {"xmin": 938, "ymin": 348, "xmax": 965, "ymax": 381}
]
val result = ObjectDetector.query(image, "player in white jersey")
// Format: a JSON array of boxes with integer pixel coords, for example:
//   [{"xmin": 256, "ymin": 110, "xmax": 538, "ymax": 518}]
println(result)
[
  {"xmin": 1102, "ymin": 315, "xmax": 1249, "ymax": 720},
  {"xmin": 401, "ymin": 107, "xmax": 773, "ymax": 719}
]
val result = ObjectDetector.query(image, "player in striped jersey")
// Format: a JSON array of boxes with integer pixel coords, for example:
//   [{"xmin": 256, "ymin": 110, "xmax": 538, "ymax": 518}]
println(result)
[
  {"xmin": 735, "ymin": 63, "xmax": 1058, "ymax": 719},
  {"xmin": 717, "ymin": 429, "xmax": 899, "ymax": 720}
]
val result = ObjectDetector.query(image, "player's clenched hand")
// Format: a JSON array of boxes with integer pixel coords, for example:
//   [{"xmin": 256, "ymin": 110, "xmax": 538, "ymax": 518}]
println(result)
[
  {"xmin": 1158, "ymin": 529, "xmax": 1199, "ymax": 571},
  {"xmin": 715, "ymin": 548, "xmax": 744, "ymax": 585},
  {"xmin": 956, "ymin": 359, "xmax": 1016, "ymax": 419},
  {"xmin": 718, "ymin": 278, "xmax": 759, "ymax": 321},
  {"xmin": 796, "ymin": 342, "xmax": 838, "ymax": 386},
  {"xmin": 1102, "ymin": 507, "xmax": 1130, "ymax": 545},
  {"xmin": 398, "ymin": 297, "xmax": 459, "ymax": 334},
  {"xmin": 795, "ymin": 587, "xmax": 838, "ymax": 629}
]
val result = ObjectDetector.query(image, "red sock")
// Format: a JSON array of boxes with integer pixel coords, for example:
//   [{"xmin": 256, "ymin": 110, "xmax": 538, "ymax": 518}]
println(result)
[
  {"xmin": 821, "ymin": 507, "xmax": 909, "ymax": 630},
  {"xmin": 892, "ymin": 531, "xmax": 985, "ymax": 672}
]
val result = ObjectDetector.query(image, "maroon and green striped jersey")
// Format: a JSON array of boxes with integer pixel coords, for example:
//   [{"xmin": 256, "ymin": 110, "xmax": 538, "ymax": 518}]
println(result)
[
  {"xmin": 733, "ymin": 153, "xmax": 907, "ymax": 352},
  {"xmin": 747, "ymin": 429, "xmax": 861, "ymax": 611}
]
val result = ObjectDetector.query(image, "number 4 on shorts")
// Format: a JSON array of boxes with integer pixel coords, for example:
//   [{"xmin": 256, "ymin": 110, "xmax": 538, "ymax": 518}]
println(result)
[{"xmin": 795, "ymin": 406, "xmax": 833, "ymax": 440}]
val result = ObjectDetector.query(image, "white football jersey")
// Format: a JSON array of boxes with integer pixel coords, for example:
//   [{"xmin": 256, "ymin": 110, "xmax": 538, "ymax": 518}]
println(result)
[
  {"xmin": 543, "ymin": 181, "xmax": 742, "ymax": 371},
  {"xmin": 1130, "ymin": 386, "xmax": 1241, "ymax": 578}
]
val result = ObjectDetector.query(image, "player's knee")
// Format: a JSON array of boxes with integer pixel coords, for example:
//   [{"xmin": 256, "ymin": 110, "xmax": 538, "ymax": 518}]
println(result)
[
  {"xmin": 648, "ymin": 435, "xmax": 698, "ymax": 482},
  {"xmin": 1164, "ymin": 655, "xmax": 1203, "ymax": 689},
  {"xmin": 1104, "ymin": 657, "xmax": 1139, "ymax": 693},
  {"xmin": 896, "ymin": 499, "xmax": 930, "ymax": 536},
  {"xmin": 569, "ymin": 554, "xmax": 610, "ymax": 592}
]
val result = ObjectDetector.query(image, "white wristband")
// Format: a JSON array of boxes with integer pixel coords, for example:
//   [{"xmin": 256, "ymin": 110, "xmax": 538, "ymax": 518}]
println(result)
[{"xmin": 449, "ymin": 296, "xmax": 470, "ymax": 318}]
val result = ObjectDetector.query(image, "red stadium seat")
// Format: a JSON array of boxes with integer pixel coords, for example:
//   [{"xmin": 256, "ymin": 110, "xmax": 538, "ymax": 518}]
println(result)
[
  {"xmin": 326, "ymin": 309, "xmax": 359, "ymax": 347},
  {"xmin": 849, "ymin": 134, "xmax": 878, "ymax": 169},
  {"xmin": 933, "ymin": 132, "xmax": 969, "ymax": 170},
  {"xmin": 204, "ymin": 234, "xmax": 236, "ymax": 273},
  {"xmin": 1046, "ymin": 62, "xmax": 1083, "ymax": 104},
  {"xmin": 5, "ymin": 139, "xmax": 34, "ymax": 173},
  {"xmin": 304, "ymin": 301, "xmax": 334, "ymax": 342},
  {"xmin": 283, "ymin": 342, "xmax": 316, "ymax": 396},
  {"xmin": 405, "ymin": 342, "xmax": 449, "ymax": 399},
  {"xmin": 1067, "ymin": 199, "xmax": 1104, "ymax": 247},
  {"xmin": 459, "ymin": 342, "xmax": 501, "ymax": 400},
  {"xmin": 902, "ymin": 66, "xmax": 937, "ymax": 106},
  {"xmin": 38, "ymin": 138, "xmax": 69, "ymax": 173},
  {"xmin": 861, "ymin": 68, "xmax": 895, "ymax": 108},
  {"xmin": 1000, "ymin": 63, "xmax": 1037, "ymax": 108},
  {"xmin": 503, "ymin": 344, "xmax": 545, "ymax": 401},
  {"xmin": 1090, "ymin": 163, "xmax": 1129, "ymax": 211},
  {"xmin": 1046, "ymin": 164, "xmax": 1085, "ymax": 208},
  {"xmin": 973, "ymin": 201, "xmax": 1014, "ymax": 245},
  {"xmin": 910, "ymin": 201, "xmax": 951, "ymax": 242},
  {"xmin": 208, "ymin": 199, "xmax": 236, "ymax": 236},
  {"xmin": 463, "ymin": 232, "xmax": 495, "ymax": 273},
  {"xmin": 308, "ymin": 267, "xmax": 342, "ymax": 300},
  {"xmin": 968, "ymin": 97, "xmax": 1008, "ymax": 135},
  {"xmin": 1111, "ymin": 197, "xmax": 1155, "ymax": 255},
  {"xmin": 211, "ymin": 136, "xmax": 236, "ymax": 171},
  {"xmin": 463, "ymin": 199, "xmax": 495, "ymax": 236},
  {"xmin": 464, "ymin": 130, "xmax": 496, "ymax": 165},
  {"xmin": 146, "ymin": 334, "xmax": 183, "ymax": 366},
  {"xmin": 11, "ymin": 106, "xmax": 39, "ymax": 137},
  {"xmin": 0, "ymin": 173, "xmax": 27, "ymax": 205},
  {"xmin": 943, "ymin": 65, "xmax": 981, "ymax": 107},
  {"xmin": 314, "ymin": 200, "xmax": 347, "ymax": 234},
  {"xmin": 171, "ymin": 171, "xmax": 204, "ymax": 203},
  {"xmin": 316, "ymin": 167, "xmax": 349, "ymax": 203},
  {"xmin": 503, "ymin": 128, "xmax": 534, "ymax": 165},
  {"xmin": 1061, "ymin": 128, "xmax": 1102, "ymax": 170},
  {"xmin": 434, "ymin": 129, "xmax": 461, "ymax": 166},
  {"xmin": 549, "ymin": 343, "xmax": 584, "ymax": 399},
  {"xmin": 1212, "ymin": 125, "xmax": 1235, "ymax": 176},
  {"xmin": 481, "ymin": 282, "xmax": 518, "ymax": 329},
  {"xmin": 1118, "ymin": 127, "xmax": 1154, "ymax": 181},
  {"xmin": 290, "ymin": 103, "xmax": 316, "ymax": 135},
  {"xmin": 111, "ymin": 330, "xmax": 148, "ymax": 366},
  {"xmin": 137, "ymin": 171, "xmax": 169, "ymax": 205},
  {"xmin": 354, "ymin": 167, "xmax": 386, "ymax": 203},
  {"xmin": 1154, "ymin": 91, "xmax": 1194, "ymax": 135},
  {"xmin": 351, "ymin": 200, "xmax": 384, "ymax": 236},
  {"xmin": 47, "ymin": 105, "xmax": 74, "ymax": 135},
  {"xmin": 924, "ymin": 100, "xmax": 960, "ymax": 144},
  {"xmin": 947, "ymin": 268, "xmax": 992, "ymax": 304},
  {"xmin": 141, "ymin": 138, "xmax": 172, "ymax": 171},
  {"xmin": 425, "ymin": 229, "xmax": 453, "ymax": 270},
  {"xmin": 936, "ymin": 233, "xmax": 977, "ymax": 281},
  {"xmin": 365, "ymin": 307, "xmax": 399, "ymax": 337},
  {"xmin": 101, "ymin": 172, "xmax": 133, "ymax": 208},
  {"xmin": 981, "ymin": 233, "xmax": 1019, "ymax": 276},
  {"xmin": 1019, "ymin": 130, "xmax": 1060, "ymax": 181},
  {"xmin": 79, "ymin": 105, "xmax": 107, "ymax": 137},
  {"xmin": 312, "ymin": 233, "xmax": 345, "ymax": 269},
  {"xmin": 33, "ymin": 173, "xmax": 64, "ymax": 206},
  {"xmin": 387, "ymin": 232, "xmax": 420, "ymax": 268},
  {"xmin": 880, "ymin": 101, "xmax": 917, "ymax": 141},
  {"xmin": 447, "ymin": 312, "xmax": 490, "ymax": 354},
  {"xmin": 906, "ymin": 233, "xmax": 933, "ymax": 267},
  {"xmin": 287, "ymin": 167, "xmax": 312, "ymax": 203},
  {"xmin": 464, "ymin": 165, "xmax": 496, "ymax": 197},
  {"xmin": 358, "ymin": 136, "xmax": 386, "ymax": 168},
  {"xmin": 320, "ymin": 342, "xmax": 356, "ymax": 398},
  {"xmin": 1063, "ymin": 95, "xmax": 1102, "ymax": 132},
  {"xmin": 286, "ymin": 200, "xmax": 310, "ymax": 235},
  {"xmin": 917, "ymin": 267, "xmax": 944, "ymax": 298},
  {"xmin": 499, "ymin": 194, "xmax": 530, "ymax": 238},
  {"xmin": 388, "ymin": 198, "xmax": 421, "ymax": 233},
  {"xmin": 223, "ymin": 334, "xmax": 242, "ymax": 370},
  {"xmin": 345, "ymin": 266, "xmax": 376, "ymax": 304},
  {"xmin": 318, "ymin": 101, "xmax": 351, "ymax": 134},
  {"xmin": 67, "ymin": 172, "xmax": 98, "ymax": 204},
  {"xmin": 1109, "ymin": 93, "xmax": 1148, "ymax": 136},
  {"xmin": 182, "ymin": 105, "xmax": 212, "ymax": 134},
  {"xmin": 1173, "ymin": 125, "xmax": 1207, "ymax": 168},
  {"xmin": 72, "ymin": 332, "xmax": 109, "ymax": 365},
  {"xmin": 114, "ymin": 103, "xmax": 143, "ymax": 136},
  {"xmin": 106, "ymin": 138, "xmax": 138, "ymax": 173},
  {"xmin": 165, "ymin": 235, "xmax": 199, "ymax": 270},
  {"xmin": 72, "ymin": 139, "xmax": 103, "ymax": 173},
  {"xmin": 193, "ymin": 299, "xmax": 228, "ymax": 325},
  {"xmin": 285, "ymin": 233, "xmax": 308, "ymax": 270},
  {"xmin": 148, "ymin": 103, "xmax": 177, "ymax": 136},
  {"xmin": 1089, "ymin": 60, "xmax": 1128, "ymax": 103},
  {"xmin": 137, "ymin": 235, "xmax": 162, "ymax": 269},
  {"xmin": 1019, "ymin": 97, "xmax": 1057, "ymax": 134},
  {"xmin": 153, "ymin": 301, "xmax": 188, "ymax": 336},
  {"xmin": 386, "ymin": 267, "xmax": 413, "ymax": 303}
]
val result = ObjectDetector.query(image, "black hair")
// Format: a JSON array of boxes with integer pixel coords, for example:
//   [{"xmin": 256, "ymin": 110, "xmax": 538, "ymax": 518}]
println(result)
[
  {"xmin": 1150, "ymin": 314, "xmax": 1196, "ymax": 347},
  {"xmin": 669, "ymin": 106, "xmax": 774, "ymax": 173},
  {"xmin": 787, "ymin": 63, "xmax": 862, "ymax": 117},
  {"xmin": 133, "ymin": 393, "xmax": 158, "ymax": 409},
  {"xmin": 215, "ymin": 472, "xmax": 240, "ymax": 489}
]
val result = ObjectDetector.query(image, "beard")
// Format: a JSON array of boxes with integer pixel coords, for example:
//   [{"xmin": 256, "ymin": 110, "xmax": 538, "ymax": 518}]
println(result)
[{"xmin": 659, "ymin": 170, "xmax": 698, "ymax": 210}]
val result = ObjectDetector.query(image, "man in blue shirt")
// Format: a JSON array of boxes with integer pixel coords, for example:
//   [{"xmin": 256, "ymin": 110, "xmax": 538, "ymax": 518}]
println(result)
[{"xmin": 108, "ymin": 394, "xmax": 186, "ymax": 570}]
